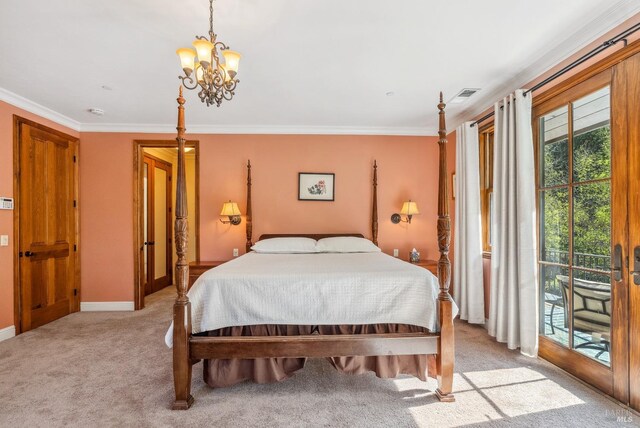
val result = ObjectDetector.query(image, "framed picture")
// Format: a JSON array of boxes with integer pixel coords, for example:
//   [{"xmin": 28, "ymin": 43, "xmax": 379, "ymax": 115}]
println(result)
[{"xmin": 298, "ymin": 172, "xmax": 335, "ymax": 201}]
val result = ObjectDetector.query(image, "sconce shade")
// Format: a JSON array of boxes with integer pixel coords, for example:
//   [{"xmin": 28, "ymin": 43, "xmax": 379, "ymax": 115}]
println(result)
[
  {"xmin": 400, "ymin": 201, "xmax": 420, "ymax": 216},
  {"xmin": 220, "ymin": 201, "xmax": 241, "ymax": 216}
]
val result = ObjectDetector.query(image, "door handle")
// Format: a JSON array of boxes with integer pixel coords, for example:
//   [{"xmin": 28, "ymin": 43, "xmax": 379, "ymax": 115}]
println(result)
[
  {"xmin": 613, "ymin": 244, "xmax": 622, "ymax": 282},
  {"xmin": 24, "ymin": 251, "xmax": 36, "ymax": 257},
  {"xmin": 633, "ymin": 246, "xmax": 640, "ymax": 286}
]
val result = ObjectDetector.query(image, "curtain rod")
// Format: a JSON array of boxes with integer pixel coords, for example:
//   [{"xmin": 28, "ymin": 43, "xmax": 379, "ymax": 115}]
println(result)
[{"xmin": 469, "ymin": 21, "xmax": 640, "ymax": 128}]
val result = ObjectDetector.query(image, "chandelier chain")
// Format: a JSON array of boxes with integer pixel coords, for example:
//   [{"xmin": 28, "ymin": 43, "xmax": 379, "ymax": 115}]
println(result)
[{"xmin": 209, "ymin": 0, "xmax": 214, "ymax": 39}]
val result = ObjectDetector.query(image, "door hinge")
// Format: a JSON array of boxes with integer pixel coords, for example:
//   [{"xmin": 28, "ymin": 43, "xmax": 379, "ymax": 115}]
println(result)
[
  {"xmin": 73, "ymin": 200, "xmax": 77, "ymax": 208},
  {"xmin": 73, "ymin": 289, "xmax": 78, "ymax": 296},
  {"xmin": 73, "ymin": 155, "xmax": 77, "ymax": 163},
  {"xmin": 74, "ymin": 244, "xmax": 77, "ymax": 252}
]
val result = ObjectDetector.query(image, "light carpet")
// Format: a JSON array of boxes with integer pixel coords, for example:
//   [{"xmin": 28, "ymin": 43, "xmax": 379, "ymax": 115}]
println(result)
[{"xmin": 0, "ymin": 287, "xmax": 635, "ymax": 427}]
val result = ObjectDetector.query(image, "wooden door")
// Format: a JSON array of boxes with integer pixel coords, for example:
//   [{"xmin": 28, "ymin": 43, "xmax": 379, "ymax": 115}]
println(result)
[
  {"xmin": 623, "ymin": 52, "xmax": 640, "ymax": 412},
  {"xmin": 535, "ymin": 70, "xmax": 628, "ymax": 399},
  {"xmin": 143, "ymin": 155, "xmax": 172, "ymax": 295},
  {"xmin": 536, "ymin": 53, "xmax": 640, "ymax": 409},
  {"xmin": 15, "ymin": 118, "xmax": 79, "ymax": 332}
]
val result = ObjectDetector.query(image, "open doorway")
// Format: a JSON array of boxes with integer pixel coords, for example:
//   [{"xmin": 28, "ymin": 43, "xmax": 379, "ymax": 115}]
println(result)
[{"xmin": 133, "ymin": 140, "xmax": 199, "ymax": 309}]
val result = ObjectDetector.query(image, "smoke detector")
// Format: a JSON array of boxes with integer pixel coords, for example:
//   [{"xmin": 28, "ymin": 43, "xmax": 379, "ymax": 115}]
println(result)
[
  {"xmin": 449, "ymin": 88, "xmax": 480, "ymax": 104},
  {"xmin": 88, "ymin": 108, "xmax": 105, "ymax": 116}
]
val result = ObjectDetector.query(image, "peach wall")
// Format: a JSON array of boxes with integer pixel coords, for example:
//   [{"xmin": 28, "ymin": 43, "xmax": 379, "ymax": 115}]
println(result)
[
  {"xmin": 80, "ymin": 131, "xmax": 456, "ymax": 304},
  {"xmin": 0, "ymin": 101, "xmax": 79, "ymax": 329}
]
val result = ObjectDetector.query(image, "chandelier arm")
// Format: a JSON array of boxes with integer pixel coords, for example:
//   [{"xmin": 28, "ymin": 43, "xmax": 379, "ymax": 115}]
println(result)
[
  {"xmin": 179, "ymin": 75, "xmax": 199, "ymax": 90},
  {"xmin": 214, "ymin": 41, "xmax": 229, "ymax": 51}
]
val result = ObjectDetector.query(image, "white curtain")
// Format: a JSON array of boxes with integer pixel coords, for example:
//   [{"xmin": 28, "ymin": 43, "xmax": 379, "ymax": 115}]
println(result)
[
  {"xmin": 488, "ymin": 89, "xmax": 539, "ymax": 357},
  {"xmin": 453, "ymin": 122, "xmax": 485, "ymax": 324}
]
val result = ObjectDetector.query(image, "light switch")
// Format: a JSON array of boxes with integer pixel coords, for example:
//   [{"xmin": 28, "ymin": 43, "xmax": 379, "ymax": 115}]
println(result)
[
  {"xmin": 233, "ymin": 248, "xmax": 239, "ymax": 257},
  {"xmin": 0, "ymin": 235, "xmax": 8, "ymax": 246}
]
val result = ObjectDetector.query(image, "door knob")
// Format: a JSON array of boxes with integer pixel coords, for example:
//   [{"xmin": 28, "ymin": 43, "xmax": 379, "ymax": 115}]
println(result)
[
  {"xmin": 612, "ymin": 244, "xmax": 622, "ymax": 282},
  {"xmin": 24, "ymin": 251, "xmax": 36, "ymax": 257}
]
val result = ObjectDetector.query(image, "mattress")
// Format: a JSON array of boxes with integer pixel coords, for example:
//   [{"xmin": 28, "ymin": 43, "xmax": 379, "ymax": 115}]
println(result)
[{"xmin": 165, "ymin": 252, "xmax": 458, "ymax": 347}]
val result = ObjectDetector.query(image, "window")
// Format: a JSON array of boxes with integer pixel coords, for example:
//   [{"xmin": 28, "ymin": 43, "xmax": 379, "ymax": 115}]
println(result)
[{"xmin": 479, "ymin": 125, "xmax": 494, "ymax": 253}]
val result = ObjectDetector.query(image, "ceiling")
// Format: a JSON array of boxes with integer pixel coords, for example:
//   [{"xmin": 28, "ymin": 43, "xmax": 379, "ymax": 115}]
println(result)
[{"xmin": 0, "ymin": 0, "xmax": 638, "ymax": 135}]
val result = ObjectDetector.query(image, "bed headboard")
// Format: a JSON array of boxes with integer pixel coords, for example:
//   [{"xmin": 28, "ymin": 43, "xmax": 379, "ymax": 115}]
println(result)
[
  {"xmin": 258, "ymin": 233, "xmax": 364, "ymax": 241},
  {"xmin": 245, "ymin": 161, "xmax": 378, "ymax": 249}
]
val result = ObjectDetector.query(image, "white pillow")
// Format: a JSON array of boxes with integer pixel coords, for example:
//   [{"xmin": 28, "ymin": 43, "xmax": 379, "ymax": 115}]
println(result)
[
  {"xmin": 251, "ymin": 237, "xmax": 318, "ymax": 254},
  {"xmin": 315, "ymin": 237, "xmax": 381, "ymax": 253}
]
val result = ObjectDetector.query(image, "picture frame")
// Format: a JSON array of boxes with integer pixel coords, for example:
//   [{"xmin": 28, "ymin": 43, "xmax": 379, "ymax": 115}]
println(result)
[{"xmin": 298, "ymin": 172, "xmax": 335, "ymax": 201}]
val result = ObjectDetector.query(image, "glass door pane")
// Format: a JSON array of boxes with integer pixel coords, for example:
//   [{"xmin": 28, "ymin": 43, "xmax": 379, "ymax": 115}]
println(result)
[
  {"xmin": 539, "ymin": 106, "xmax": 570, "ymax": 347},
  {"xmin": 154, "ymin": 166, "xmax": 167, "ymax": 281},
  {"xmin": 538, "ymin": 85, "xmax": 612, "ymax": 367},
  {"xmin": 571, "ymin": 86, "xmax": 611, "ymax": 365},
  {"xmin": 143, "ymin": 163, "xmax": 148, "ymax": 284}
]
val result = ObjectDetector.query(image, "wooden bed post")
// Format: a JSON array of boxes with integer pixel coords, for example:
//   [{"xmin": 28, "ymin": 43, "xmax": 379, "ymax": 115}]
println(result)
[
  {"xmin": 246, "ymin": 160, "xmax": 253, "ymax": 253},
  {"xmin": 372, "ymin": 160, "xmax": 378, "ymax": 246},
  {"xmin": 172, "ymin": 87, "xmax": 194, "ymax": 410},
  {"xmin": 435, "ymin": 92, "xmax": 455, "ymax": 402}
]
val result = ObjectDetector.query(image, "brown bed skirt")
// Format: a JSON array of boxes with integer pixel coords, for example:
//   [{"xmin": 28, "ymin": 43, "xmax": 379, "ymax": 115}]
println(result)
[{"xmin": 202, "ymin": 324, "xmax": 437, "ymax": 388}]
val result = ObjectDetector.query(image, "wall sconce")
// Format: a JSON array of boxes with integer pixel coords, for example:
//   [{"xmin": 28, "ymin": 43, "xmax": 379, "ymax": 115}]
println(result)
[
  {"xmin": 391, "ymin": 200, "xmax": 420, "ymax": 224},
  {"xmin": 220, "ymin": 201, "xmax": 242, "ymax": 225}
]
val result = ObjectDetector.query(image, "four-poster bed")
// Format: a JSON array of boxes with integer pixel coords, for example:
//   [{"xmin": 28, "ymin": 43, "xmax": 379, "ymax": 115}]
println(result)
[{"xmin": 170, "ymin": 87, "xmax": 455, "ymax": 409}]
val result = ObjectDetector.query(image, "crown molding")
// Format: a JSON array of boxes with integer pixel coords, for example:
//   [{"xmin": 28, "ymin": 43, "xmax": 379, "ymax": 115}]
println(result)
[
  {"xmin": 453, "ymin": 0, "xmax": 640, "ymax": 127},
  {"xmin": 0, "ymin": 87, "xmax": 81, "ymax": 131},
  {"xmin": 79, "ymin": 122, "xmax": 439, "ymax": 136}
]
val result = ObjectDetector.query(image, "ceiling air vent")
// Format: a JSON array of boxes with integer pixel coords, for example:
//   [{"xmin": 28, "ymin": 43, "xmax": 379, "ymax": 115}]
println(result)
[{"xmin": 449, "ymin": 88, "xmax": 480, "ymax": 104}]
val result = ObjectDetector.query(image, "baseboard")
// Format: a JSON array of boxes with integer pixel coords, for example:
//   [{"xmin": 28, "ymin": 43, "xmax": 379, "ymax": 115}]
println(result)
[
  {"xmin": 0, "ymin": 325, "xmax": 16, "ymax": 342},
  {"xmin": 80, "ymin": 301, "xmax": 135, "ymax": 312}
]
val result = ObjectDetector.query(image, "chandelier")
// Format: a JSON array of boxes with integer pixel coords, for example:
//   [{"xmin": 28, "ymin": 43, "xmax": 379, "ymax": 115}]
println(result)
[{"xmin": 176, "ymin": 0, "xmax": 241, "ymax": 107}]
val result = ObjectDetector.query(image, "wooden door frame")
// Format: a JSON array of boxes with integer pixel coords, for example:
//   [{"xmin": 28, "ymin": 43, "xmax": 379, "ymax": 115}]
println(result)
[
  {"xmin": 142, "ymin": 153, "xmax": 173, "ymax": 293},
  {"xmin": 133, "ymin": 140, "xmax": 200, "ymax": 310},
  {"xmin": 13, "ymin": 115, "xmax": 80, "ymax": 335}
]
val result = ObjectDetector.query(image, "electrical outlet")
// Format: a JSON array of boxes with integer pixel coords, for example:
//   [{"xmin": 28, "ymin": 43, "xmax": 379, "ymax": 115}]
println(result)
[
  {"xmin": 0, "ymin": 235, "xmax": 8, "ymax": 246},
  {"xmin": 233, "ymin": 248, "xmax": 239, "ymax": 257},
  {"xmin": 393, "ymin": 249, "xmax": 399, "ymax": 257}
]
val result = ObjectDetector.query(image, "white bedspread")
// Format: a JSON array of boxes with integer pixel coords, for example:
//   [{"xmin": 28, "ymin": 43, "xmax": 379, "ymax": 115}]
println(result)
[{"xmin": 165, "ymin": 252, "xmax": 458, "ymax": 347}]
